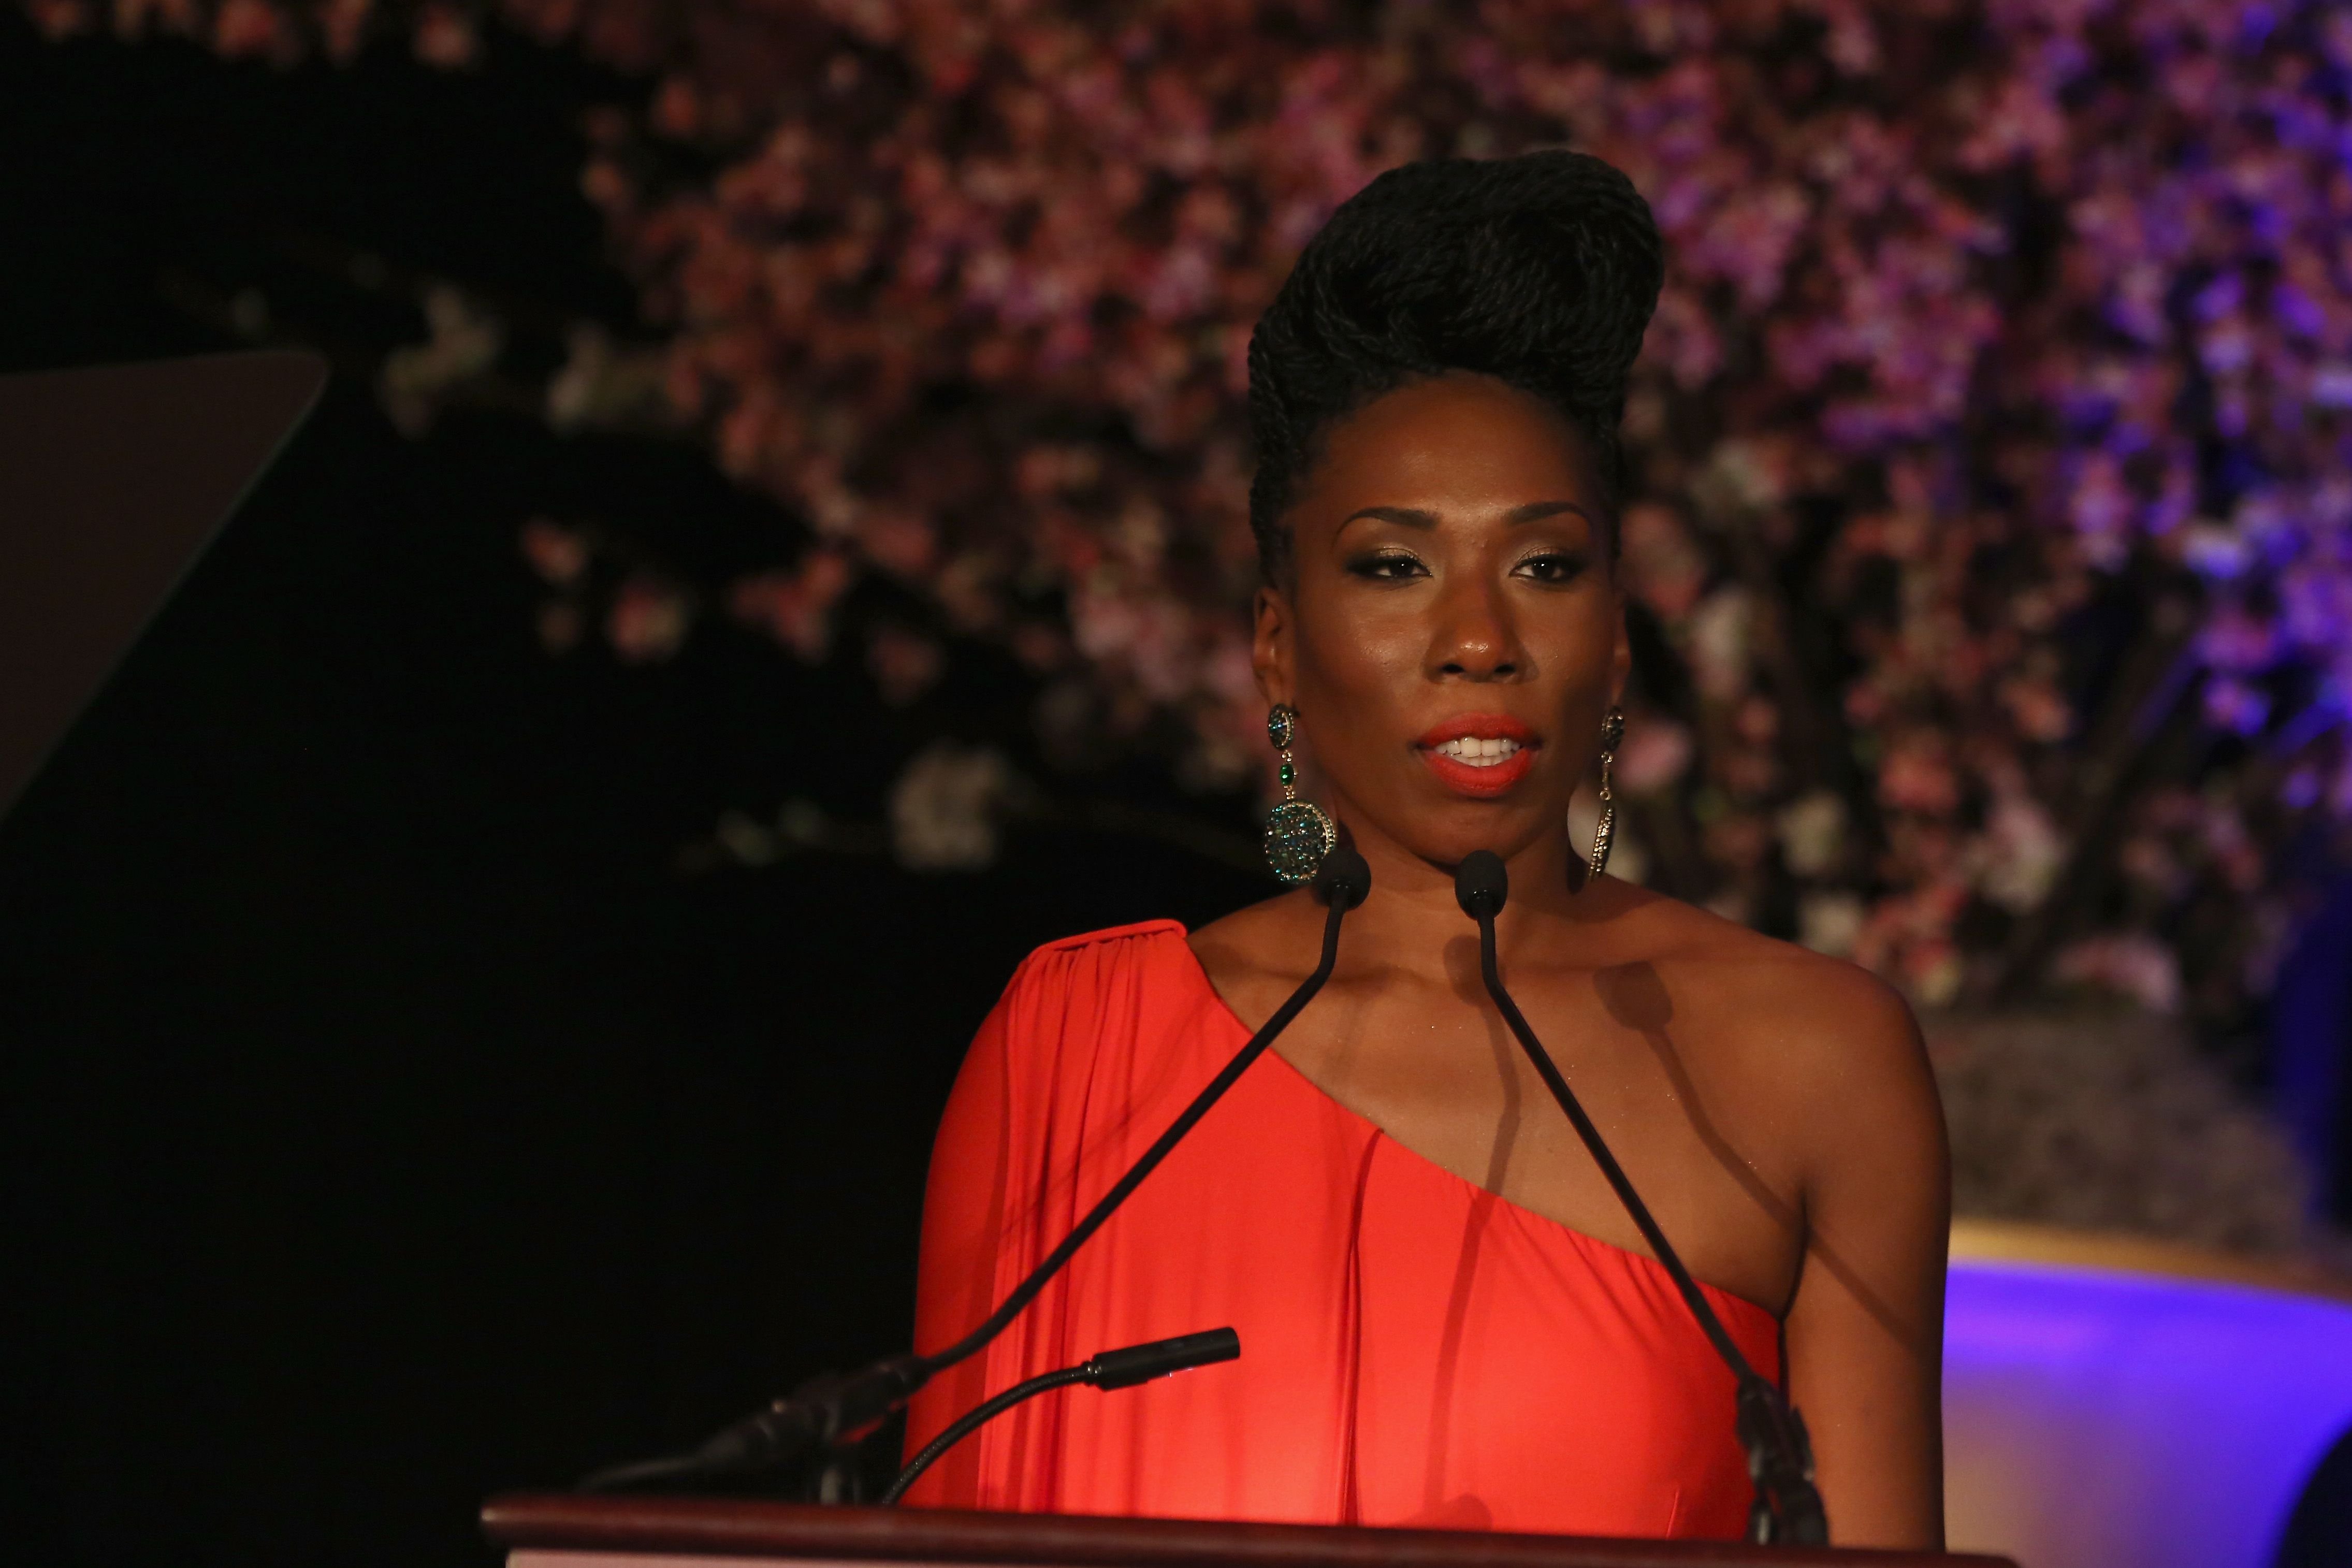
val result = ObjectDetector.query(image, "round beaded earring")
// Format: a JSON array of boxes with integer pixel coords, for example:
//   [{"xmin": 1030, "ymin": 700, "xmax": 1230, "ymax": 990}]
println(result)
[{"xmin": 1262, "ymin": 704, "xmax": 1336, "ymax": 884}]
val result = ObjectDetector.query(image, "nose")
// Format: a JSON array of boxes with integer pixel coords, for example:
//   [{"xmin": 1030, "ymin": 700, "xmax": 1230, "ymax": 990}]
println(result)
[{"xmin": 1428, "ymin": 571, "xmax": 1526, "ymax": 682}]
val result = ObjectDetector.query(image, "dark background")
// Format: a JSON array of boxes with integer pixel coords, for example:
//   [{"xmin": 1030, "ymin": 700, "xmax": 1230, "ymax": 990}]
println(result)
[{"xmin": 0, "ymin": 18, "xmax": 1264, "ymax": 1565}]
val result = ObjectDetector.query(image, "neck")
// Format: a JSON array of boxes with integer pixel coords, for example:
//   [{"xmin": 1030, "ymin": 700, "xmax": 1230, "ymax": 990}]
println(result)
[{"xmin": 1323, "ymin": 806, "xmax": 1604, "ymax": 978}]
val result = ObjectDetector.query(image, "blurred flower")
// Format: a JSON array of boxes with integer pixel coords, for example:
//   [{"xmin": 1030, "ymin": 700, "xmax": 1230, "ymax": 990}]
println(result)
[
  {"xmin": 1618, "ymin": 502, "xmax": 1709, "ymax": 620},
  {"xmin": 1877, "ymin": 737, "xmax": 1960, "ymax": 816},
  {"xmin": 867, "ymin": 624, "xmax": 945, "ymax": 706},
  {"xmin": 1614, "ymin": 715, "xmax": 1693, "ymax": 795},
  {"xmin": 545, "ymin": 324, "xmax": 671, "ymax": 432},
  {"xmin": 1906, "ymin": 942, "xmax": 1964, "ymax": 1009},
  {"xmin": 1798, "ymin": 891, "xmax": 1866, "ymax": 957},
  {"xmin": 2203, "ymin": 677, "xmax": 2271, "ymax": 737},
  {"xmin": 1999, "ymin": 675, "xmax": 2072, "ymax": 743},
  {"xmin": 212, "ymin": 0, "xmax": 285, "ymax": 57},
  {"xmin": 1776, "ymin": 791, "xmax": 1847, "ymax": 878},
  {"xmin": 1689, "ymin": 440, "xmax": 1786, "ymax": 525},
  {"xmin": 729, "ymin": 550, "xmax": 852, "ymax": 662},
  {"xmin": 715, "ymin": 809, "xmax": 778, "ymax": 866},
  {"xmin": 2055, "ymin": 934, "xmax": 2184, "ymax": 1013},
  {"xmin": 1973, "ymin": 794, "xmax": 2066, "ymax": 914},
  {"xmin": 2182, "ymin": 521, "xmax": 2253, "ymax": 581},
  {"xmin": 889, "ymin": 743, "xmax": 1013, "ymax": 871},
  {"xmin": 1685, "ymin": 587, "xmax": 1752, "ymax": 703},
  {"xmin": 519, "ymin": 517, "xmax": 590, "ymax": 586},
  {"xmin": 379, "ymin": 283, "xmax": 502, "ymax": 436},
  {"xmin": 606, "ymin": 577, "xmax": 690, "ymax": 662},
  {"xmin": 412, "ymin": 3, "xmax": 475, "ymax": 66}
]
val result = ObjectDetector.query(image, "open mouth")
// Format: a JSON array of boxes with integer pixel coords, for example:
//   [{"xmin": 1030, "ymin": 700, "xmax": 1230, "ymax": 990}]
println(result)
[{"xmin": 1417, "ymin": 715, "xmax": 1538, "ymax": 797}]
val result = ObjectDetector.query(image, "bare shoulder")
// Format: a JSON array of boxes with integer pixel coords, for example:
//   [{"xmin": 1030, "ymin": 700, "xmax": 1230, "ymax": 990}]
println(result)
[
  {"xmin": 1187, "ymin": 888, "xmax": 1319, "ymax": 978},
  {"xmin": 1600, "ymin": 887, "xmax": 1940, "ymax": 1171},
  {"xmin": 1607, "ymin": 888, "xmax": 1917, "ymax": 1054}
]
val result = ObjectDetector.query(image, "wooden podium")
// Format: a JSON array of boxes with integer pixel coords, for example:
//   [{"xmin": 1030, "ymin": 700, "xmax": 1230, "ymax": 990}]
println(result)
[{"xmin": 483, "ymin": 1495, "xmax": 2015, "ymax": 1568}]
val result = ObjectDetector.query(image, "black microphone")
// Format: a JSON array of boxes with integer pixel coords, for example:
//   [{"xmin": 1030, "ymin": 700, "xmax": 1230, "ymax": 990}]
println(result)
[
  {"xmin": 579, "ymin": 848, "xmax": 1371, "ymax": 1496},
  {"xmin": 1451, "ymin": 850, "xmax": 1829, "ymax": 1547},
  {"xmin": 879, "ymin": 1326, "xmax": 1240, "ymax": 1505}
]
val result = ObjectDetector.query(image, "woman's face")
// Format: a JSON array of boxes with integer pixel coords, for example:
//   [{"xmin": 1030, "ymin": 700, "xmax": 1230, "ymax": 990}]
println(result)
[{"xmin": 1254, "ymin": 372, "xmax": 1629, "ymax": 877}]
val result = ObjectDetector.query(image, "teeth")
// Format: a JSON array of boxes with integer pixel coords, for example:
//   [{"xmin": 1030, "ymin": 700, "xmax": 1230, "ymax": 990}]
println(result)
[{"xmin": 1434, "ymin": 737, "xmax": 1522, "ymax": 766}]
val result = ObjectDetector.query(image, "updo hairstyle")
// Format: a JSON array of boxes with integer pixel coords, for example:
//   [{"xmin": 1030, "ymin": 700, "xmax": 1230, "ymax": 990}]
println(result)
[{"xmin": 1244, "ymin": 150, "xmax": 1664, "ymax": 583}]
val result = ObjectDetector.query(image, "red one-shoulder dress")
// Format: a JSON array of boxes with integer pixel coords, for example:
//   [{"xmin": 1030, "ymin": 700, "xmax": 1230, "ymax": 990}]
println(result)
[{"xmin": 903, "ymin": 922, "xmax": 1781, "ymax": 1538}]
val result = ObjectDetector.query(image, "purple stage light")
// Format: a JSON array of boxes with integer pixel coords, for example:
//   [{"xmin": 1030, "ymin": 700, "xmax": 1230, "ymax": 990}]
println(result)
[{"xmin": 1944, "ymin": 1256, "xmax": 2352, "ymax": 1568}]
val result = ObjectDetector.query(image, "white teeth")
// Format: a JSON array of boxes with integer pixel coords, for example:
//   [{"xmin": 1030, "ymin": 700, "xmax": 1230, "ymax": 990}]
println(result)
[{"xmin": 1434, "ymin": 737, "xmax": 1522, "ymax": 765}]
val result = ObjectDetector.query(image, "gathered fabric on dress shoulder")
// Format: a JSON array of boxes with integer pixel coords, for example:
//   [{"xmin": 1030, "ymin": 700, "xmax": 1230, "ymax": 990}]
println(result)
[{"xmin": 903, "ymin": 920, "xmax": 1781, "ymax": 1538}]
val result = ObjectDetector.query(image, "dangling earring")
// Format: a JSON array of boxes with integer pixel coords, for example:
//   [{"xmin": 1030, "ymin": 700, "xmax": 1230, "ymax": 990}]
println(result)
[
  {"xmin": 1264, "ymin": 703, "xmax": 1336, "ymax": 884},
  {"xmin": 1586, "ymin": 707, "xmax": 1625, "ymax": 882}
]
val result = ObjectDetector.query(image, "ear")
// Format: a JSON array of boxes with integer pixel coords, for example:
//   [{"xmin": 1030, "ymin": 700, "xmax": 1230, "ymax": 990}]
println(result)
[{"xmin": 1252, "ymin": 584, "xmax": 1295, "ymax": 709}]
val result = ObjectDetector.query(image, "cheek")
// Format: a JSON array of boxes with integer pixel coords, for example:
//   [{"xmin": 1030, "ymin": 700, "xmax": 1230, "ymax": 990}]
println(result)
[
  {"xmin": 1528, "ymin": 596, "xmax": 1621, "ymax": 672},
  {"xmin": 1290, "ymin": 596, "xmax": 1424, "ymax": 715}
]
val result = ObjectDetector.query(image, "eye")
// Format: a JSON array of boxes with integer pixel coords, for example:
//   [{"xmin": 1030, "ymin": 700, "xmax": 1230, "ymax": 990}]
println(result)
[
  {"xmin": 1346, "ymin": 550, "xmax": 1431, "ymax": 582},
  {"xmin": 1512, "ymin": 550, "xmax": 1587, "ymax": 585}
]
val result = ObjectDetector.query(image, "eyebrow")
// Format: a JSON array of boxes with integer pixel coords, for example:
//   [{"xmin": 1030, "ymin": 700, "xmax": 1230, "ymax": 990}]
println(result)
[{"xmin": 1338, "ymin": 500, "xmax": 1596, "ymax": 529}]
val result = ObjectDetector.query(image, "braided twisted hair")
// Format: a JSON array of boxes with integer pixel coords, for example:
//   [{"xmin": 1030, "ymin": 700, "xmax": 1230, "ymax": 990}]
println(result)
[{"xmin": 1245, "ymin": 150, "xmax": 1663, "ymax": 583}]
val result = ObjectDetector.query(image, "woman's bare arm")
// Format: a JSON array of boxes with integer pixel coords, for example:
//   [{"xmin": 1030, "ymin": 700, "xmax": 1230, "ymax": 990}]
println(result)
[{"xmin": 1778, "ymin": 967, "xmax": 1951, "ymax": 1549}]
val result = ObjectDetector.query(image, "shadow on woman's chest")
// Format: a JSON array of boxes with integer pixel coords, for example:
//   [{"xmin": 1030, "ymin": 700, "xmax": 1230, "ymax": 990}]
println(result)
[{"xmin": 1263, "ymin": 951, "xmax": 1806, "ymax": 1317}]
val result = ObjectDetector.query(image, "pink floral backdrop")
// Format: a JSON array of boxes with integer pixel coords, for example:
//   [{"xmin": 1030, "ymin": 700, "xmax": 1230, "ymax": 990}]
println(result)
[{"xmin": 32, "ymin": 0, "xmax": 2352, "ymax": 1030}]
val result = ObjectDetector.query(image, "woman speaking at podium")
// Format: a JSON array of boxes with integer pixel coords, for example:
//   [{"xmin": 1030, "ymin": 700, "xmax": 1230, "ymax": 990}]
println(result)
[{"xmin": 903, "ymin": 151, "xmax": 1948, "ymax": 1550}]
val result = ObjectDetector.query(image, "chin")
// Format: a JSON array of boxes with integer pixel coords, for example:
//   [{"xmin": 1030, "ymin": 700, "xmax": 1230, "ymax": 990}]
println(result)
[{"xmin": 1393, "ymin": 805, "xmax": 1557, "ymax": 870}]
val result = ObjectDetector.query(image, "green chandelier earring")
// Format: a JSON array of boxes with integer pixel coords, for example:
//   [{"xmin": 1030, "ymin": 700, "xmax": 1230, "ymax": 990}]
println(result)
[{"xmin": 1264, "ymin": 703, "xmax": 1337, "ymax": 884}]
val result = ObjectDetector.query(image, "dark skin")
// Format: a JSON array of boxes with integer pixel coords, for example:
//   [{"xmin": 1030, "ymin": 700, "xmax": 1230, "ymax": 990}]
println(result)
[{"xmin": 1190, "ymin": 372, "xmax": 1949, "ymax": 1549}]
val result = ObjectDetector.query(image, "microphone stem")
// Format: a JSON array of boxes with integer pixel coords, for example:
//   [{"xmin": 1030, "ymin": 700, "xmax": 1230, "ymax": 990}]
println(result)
[
  {"xmin": 882, "ymin": 1326, "xmax": 1239, "ymax": 1506},
  {"xmin": 880, "ymin": 1363, "xmax": 1090, "ymax": 1505},
  {"xmin": 1472, "ymin": 911, "xmax": 1827, "ymax": 1545},
  {"xmin": 1470, "ymin": 911, "xmax": 1756, "ymax": 1377}
]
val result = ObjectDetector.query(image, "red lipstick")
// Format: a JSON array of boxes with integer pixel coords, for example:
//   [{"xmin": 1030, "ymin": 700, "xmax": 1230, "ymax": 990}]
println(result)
[{"xmin": 1416, "ymin": 713, "xmax": 1539, "ymax": 798}]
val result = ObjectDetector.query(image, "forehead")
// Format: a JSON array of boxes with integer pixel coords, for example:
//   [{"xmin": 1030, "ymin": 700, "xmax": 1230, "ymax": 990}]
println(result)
[{"xmin": 1299, "ymin": 373, "xmax": 1601, "ymax": 518}]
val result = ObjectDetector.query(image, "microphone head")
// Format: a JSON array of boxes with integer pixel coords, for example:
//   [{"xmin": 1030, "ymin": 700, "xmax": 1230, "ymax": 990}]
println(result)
[
  {"xmin": 1314, "ymin": 845, "xmax": 1372, "ymax": 911},
  {"xmin": 1454, "ymin": 850, "xmax": 1509, "ymax": 921},
  {"xmin": 1086, "ymin": 1326, "xmax": 1241, "ymax": 1391}
]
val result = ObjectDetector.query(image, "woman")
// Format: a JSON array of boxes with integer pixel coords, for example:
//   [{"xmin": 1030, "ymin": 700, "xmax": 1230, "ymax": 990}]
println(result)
[{"xmin": 903, "ymin": 151, "xmax": 1948, "ymax": 1549}]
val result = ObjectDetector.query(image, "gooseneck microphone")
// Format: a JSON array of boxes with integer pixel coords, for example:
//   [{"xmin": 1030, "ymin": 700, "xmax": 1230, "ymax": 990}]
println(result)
[
  {"xmin": 879, "ymin": 1327, "xmax": 1240, "ymax": 1505},
  {"xmin": 578, "ymin": 847, "xmax": 1372, "ymax": 1496},
  {"xmin": 1451, "ymin": 850, "xmax": 1830, "ymax": 1547}
]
